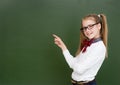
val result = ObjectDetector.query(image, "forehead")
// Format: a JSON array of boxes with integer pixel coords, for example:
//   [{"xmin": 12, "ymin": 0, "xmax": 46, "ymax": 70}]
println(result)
[{"xmin": 82, "ymin": 18, "xmax": 96, "ymax": 26}]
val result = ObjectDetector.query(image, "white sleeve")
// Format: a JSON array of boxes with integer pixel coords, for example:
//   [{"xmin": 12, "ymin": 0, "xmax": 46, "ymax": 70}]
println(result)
[{"xmin": 62, "ymin": 50, "xmax": 76, "ymax": 68}]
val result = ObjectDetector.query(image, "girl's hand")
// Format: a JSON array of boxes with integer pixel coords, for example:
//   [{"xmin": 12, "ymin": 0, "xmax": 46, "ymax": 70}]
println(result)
[{"xmin": 53, "ymin": 34, "xmax": 67, "ymax": 51}]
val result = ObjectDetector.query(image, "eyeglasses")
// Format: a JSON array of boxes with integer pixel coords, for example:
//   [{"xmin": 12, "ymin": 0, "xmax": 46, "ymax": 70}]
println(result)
[{"xmin": 80, "ymin": 22, "xmax": 99, "ymax": 31}]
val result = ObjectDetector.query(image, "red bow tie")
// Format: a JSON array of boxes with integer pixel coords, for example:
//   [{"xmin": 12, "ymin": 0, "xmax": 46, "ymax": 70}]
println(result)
[{"xmin": 81, "ymin": 39, "xmax": 94, "ymax": 53}]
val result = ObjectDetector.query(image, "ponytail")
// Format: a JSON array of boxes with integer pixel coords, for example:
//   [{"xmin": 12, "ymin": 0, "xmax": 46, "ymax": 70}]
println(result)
[{"xmin": 100, "ymin": 14, "xmax": 108, "ymax": 57}]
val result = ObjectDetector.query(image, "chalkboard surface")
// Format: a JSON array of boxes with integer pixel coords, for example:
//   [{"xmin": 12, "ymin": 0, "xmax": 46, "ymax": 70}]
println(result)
[{"xmin": 0, "ymin": 0, "xmax": 119, "ymax": 85}]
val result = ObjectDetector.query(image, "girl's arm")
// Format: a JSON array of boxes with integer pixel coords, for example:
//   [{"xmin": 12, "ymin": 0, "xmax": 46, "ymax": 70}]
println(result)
[{"xmin": 53, "ymin": 34, "xmax": 75, "ymax": 67}]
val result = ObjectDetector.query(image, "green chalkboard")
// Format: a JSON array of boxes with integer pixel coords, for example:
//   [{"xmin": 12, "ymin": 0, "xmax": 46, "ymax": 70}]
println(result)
[{"xmin": 0, "ymin": 0, "xmax": 119, "ymax": 85}]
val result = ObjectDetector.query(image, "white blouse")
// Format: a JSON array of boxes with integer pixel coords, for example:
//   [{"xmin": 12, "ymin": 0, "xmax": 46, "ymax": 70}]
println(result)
[{"xmin": 63, "ymin": 41, "xmax": 106, "ymax": 81}]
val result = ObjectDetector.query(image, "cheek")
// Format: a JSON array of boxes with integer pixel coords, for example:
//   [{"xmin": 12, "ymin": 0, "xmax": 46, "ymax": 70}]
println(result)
[
  {"xmin": 83, "ymin": 31, "xmax": 88, "ymax": 36},
  {"xmin": 93, "ymin": 28, "xmax": 100, "ymax": 35}
]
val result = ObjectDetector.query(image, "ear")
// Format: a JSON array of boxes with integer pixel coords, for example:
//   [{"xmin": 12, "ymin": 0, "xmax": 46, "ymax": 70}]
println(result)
[{"xmin": 97, "ymin": 23, "xmax": 101, "ymax": 30}]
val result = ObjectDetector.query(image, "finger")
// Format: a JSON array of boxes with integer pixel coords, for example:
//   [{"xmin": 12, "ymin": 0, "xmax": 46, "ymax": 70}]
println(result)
[{"xmin": 52, "ymin": 34, "xmax": 59, "ymax": 38}]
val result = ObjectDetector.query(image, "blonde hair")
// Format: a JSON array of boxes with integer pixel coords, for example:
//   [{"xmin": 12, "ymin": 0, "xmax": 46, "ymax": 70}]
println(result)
[{"xmin": 76, "ymin": 14, "xmax": 108, "ymax": 57}]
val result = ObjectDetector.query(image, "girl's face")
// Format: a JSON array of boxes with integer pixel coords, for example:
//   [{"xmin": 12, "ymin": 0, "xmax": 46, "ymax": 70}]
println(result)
[{"xmin": 82, "ymin": 19, "xmax": 101, "ymax": 39}]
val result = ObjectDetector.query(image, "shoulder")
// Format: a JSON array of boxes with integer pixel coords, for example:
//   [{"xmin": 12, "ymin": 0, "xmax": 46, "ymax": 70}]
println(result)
[{"xmin": 91, "ymin": 41, "xmax": 106, "ymax": 52}]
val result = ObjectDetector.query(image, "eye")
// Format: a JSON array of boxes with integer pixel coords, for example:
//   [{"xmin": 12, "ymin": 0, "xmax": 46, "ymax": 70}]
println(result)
[
  {"xmin": 80, "ymin": 27, "xmax": 85, "ymax": 30},
  {"xmin": 81, "ymin": 27, "xmax": 87, "ymax": 31},
  {"xmin": 88, "ymin": 24, "xmax": 94, "ymax": 28},
  {"xmin": 84, "ymin": 27, "xmax": 88, "ymax": 30}
]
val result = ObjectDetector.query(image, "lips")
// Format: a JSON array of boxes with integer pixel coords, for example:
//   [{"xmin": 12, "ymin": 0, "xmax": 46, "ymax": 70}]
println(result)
[
  {"xmin": 86, "ymin": 32, "xmax": 93, "ymax": 36},
  {"xmin": 85, "ymin": 32, "xmax": 94, "ymax": 39}
]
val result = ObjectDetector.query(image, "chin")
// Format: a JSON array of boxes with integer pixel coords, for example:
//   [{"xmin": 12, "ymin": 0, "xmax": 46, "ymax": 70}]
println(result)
[{"xmin": 87, "ymin": 36, "xmax": 94, "ymax": 39}]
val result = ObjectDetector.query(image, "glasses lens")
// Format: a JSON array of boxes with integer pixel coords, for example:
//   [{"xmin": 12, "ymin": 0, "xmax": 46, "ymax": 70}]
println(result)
[{"xmin": 80, "ymin": 22, "xmax": 99, "ymax": 31}]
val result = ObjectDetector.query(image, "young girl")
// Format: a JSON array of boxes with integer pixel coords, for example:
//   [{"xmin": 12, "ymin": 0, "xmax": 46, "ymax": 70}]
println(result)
[{"xmin": 53, "ymin": 14, "xmax": 108, "ymax": 85}]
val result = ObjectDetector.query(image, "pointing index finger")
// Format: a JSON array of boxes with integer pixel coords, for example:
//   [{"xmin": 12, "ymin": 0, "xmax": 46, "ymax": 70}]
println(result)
[{"xmin": 52, "ymin": 34, "xmax": 59, "ymax": 38}]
